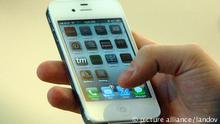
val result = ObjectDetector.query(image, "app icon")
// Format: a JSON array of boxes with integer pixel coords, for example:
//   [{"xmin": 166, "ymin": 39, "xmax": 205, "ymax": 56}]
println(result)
[
  {"xmin": 79, "ymin": 26, "xmax": 92, "ymax": 36},
  {"xmin": 71, "ymin": 42, "xmax": 81, "ymax": 50},
  {"xmin": 95, "ymin": 26, "xmax": 107, "ymax": 35},
  {"xmin": 133, "ymin": 87, "xmax": 146, "ymax": 97},
  {"xmin": 116, "ymin": 86, "xmax": 130, "ymax": 96},
  {"xmin": 105, "ymin": 54, "xmax": 118, "ymax": 64},
  {"xmin": 89, "ymin": 55, "xmax": 103, "ymax": 65},
  {"xmin": 85, "ymin": 40, "xmax": 97, "ymax": 50},
  {"xmin": 64, "ymin": 27, "xmax": 77, "ymax": 36},
  {"xmin": 80, "ymin": 70, "xmax": 94, "ymax": 81},
  {"xmin": 109, "ymin": 25, "xmax": 122, "ymax": 34},
  {"xmin": 100, "ymin": 40, "xmax": 113, "ymax": 49},
  {"xmin": 75, "ymin": 57, "xmax": 88, "ymax": 66},
  {"xmin": 95, "ymin": 69, "xmax": 108, "ymax": 80},
  {"xmin": 86, "ymin": 87, "xmax": 101, "ymax": 99},
  {"xmin": 101, "ymin": 86, "xmax": 115, "ymax": 97},
  {"xmin": 120, "ymin": 53, "xmax": 132, "ymax": 63},
  {"xmin": 115, "ymin": 39, "xmax": 127, "ymax": 49}
]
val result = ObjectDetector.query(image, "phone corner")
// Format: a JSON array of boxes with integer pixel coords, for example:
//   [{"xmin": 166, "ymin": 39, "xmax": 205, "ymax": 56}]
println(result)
[{"xmin": 155, "ymin": 105, "xmax": 162, "ymax": 118}]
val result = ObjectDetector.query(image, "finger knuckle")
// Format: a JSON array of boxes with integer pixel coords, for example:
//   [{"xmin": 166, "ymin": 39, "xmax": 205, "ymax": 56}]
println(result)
[
  {"xmin": 185, "ymin": 43, "xmax": 207, "ymax": 61},
  {"xmin": 139, "ymin": 45, "xmax": 155, "ymax": 58},
  {"xmin": 187, "ymin": 43, "xmax": 203, "ymax": 53}
]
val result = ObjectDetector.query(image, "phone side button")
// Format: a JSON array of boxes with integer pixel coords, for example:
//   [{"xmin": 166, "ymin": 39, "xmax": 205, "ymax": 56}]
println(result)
[
  {"xmin": 53, "ymin": 37, "xmax": 59, "ymax": 43},
  {"xmin": 52, "ymin": 31, "xmax": 59, "ymax": 43}
]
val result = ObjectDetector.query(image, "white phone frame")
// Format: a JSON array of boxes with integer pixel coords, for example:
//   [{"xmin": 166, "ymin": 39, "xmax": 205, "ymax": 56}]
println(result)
[{"xmin": 47, "ymin": 0, "xmax": 161, "ymax": 123}]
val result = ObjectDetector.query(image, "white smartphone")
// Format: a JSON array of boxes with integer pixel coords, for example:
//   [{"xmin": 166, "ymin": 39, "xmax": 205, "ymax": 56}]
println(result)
[{"xmin": 46, "ymin": 0, "xmax": 160, "ymax": 123}]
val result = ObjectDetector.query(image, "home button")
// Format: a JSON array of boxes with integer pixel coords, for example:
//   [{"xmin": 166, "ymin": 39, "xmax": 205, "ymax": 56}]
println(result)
[
  {"xmin": 103, "ymin": 103, "xmax": 131, "ymax": 120},
  {"xmin": 116, "ymin": 105, "xmax": 130, "ymax": 115}
]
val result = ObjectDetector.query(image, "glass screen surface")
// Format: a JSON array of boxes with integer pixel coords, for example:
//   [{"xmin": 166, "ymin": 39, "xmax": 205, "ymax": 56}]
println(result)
[{"xmin": 58, "ymin": 18, "xmax": 151, "ymax": 101}]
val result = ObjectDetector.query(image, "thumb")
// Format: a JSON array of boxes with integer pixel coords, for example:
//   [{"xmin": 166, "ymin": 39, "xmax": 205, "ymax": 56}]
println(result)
[{"xmin": 118, "ymin": 44, "xmax": 204, "ymax": 88}]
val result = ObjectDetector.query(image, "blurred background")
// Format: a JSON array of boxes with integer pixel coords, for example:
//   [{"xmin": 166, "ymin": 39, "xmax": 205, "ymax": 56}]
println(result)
[{"xmin": 0, "ymin": 0, "xmax": 219, "ymax": 124}]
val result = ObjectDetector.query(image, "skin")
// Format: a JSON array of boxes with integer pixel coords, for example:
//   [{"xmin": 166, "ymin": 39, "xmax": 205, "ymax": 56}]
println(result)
[{"xmin": 37, "ymin": 32, "xmax": 220, "ymax": 123}]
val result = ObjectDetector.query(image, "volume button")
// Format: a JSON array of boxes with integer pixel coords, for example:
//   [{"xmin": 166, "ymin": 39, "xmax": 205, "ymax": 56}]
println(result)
[
  {"xmin": 51, "ymin": 27, "xmax": 59, "ymax": 43},
  {"xmin": 54, "ymin": 34, "xmax": 59, "ymax": 43},
  {"xmin": 51, "ymin": 25, "xmax": 55, "ymax": 32},
  {"xmin": 55, "ymin": 38, "xmax": 59, "ymax": 43}
]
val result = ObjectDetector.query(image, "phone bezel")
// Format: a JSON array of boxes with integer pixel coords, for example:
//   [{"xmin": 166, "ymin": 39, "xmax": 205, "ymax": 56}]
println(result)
[{"xmin": 47, "ymin": 0, "xmax": 161, "ymax": 123}]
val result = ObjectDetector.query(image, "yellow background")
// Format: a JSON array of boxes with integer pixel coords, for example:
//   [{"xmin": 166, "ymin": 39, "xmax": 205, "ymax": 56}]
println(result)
[{"xmin": 0, "ymin": 0, "xmax": 220, "ymax": 124}]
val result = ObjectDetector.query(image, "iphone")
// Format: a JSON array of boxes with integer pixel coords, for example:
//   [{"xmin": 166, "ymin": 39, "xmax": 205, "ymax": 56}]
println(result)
[{"xmin": 46, "ymin": 0, "xmax": 160, "ymax": 123}]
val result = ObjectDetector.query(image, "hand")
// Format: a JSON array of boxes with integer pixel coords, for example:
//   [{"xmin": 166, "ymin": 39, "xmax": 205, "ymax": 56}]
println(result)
[
  {"xmin": 37, "ymin": 32, "xmax": 220, "ymax": 123},
  {"xmin": 117, "ymin": 33, "xmax": 220, "ymax": 121}
]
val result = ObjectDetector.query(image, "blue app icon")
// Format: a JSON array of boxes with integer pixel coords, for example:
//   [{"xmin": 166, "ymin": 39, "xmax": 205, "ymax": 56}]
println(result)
[
  {"xmin": 116, "ymin": 86, "xmax": 130, "ymax": 96},
  {"xmin": 101, "ymin": 86, "xmax": 115, "ymax": 97}
]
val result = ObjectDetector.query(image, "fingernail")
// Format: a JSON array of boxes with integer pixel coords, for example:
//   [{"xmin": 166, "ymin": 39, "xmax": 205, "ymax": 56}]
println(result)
[{"xmin": 118, "ymin": 64, "xmax": 136, "ymax": 84}]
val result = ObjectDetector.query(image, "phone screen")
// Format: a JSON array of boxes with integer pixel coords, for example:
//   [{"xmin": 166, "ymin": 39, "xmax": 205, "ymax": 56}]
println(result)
[{"xmin": 58, "ymin": 18, "xmax": 151, "ymax": 101}]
